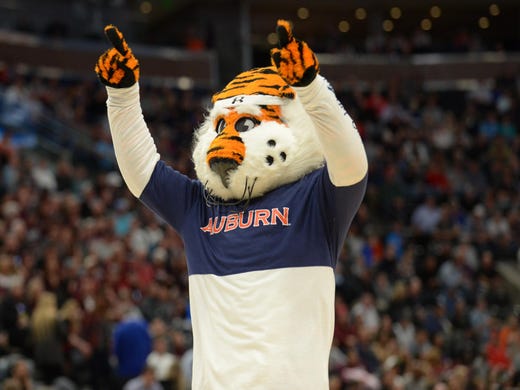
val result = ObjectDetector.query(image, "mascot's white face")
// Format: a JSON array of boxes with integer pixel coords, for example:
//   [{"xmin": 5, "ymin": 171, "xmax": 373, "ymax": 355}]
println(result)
[{"xmin": 192, "ymin": 67, "xmax": 324, "ymax": 202}]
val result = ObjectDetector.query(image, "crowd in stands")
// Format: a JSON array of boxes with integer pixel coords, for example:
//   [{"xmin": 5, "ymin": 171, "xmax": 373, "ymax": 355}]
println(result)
[{"xmin": 0, "ymin": 55, "xmax": 519, "ymax": 390}]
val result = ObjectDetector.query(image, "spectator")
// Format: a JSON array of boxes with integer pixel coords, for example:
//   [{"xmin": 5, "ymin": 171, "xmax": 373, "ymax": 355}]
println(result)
[
  {"xmin": 478, "ymin": 110, "xmax": 500, "ymax": 139},
  {"xmin": 60, "ymin": 298, "xmax": 92, "ymax": 386},
  {"xmin": 29, "ymin": 292, "xmax": 66, "ymax": 385},
  {"xmin": 146, "ymin": 336, "xmax": 180, "ymax": 389},
  {"xmin": 0, "ymin": 282, "xmax": 29, "ymax": 356},
  {"xmin": 113, "ymin": 319, "xmax": 152, "ymax": 387},
  {"xmin": 351, "ymin": 292, "xmax": 380, "ymax": 336},
  {"xmin": 3, "ymin": 358, "xmax": 35, "ymax": 390},
  {"xmin": 411, "ymin": 195, "xmax": 442, "ymax": 236},
  {"xmin": 393, "ymin": 309, "xmax": 416, "ymax": 354},
  {"xmin": 123, "ymin": 364, "xmax": 162, "ymax": 390}
]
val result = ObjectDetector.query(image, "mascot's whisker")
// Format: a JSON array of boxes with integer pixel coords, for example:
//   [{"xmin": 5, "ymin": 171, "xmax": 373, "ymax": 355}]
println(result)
[
  {"xmin": 202, "ymin": 177, "xmax": 258, "ymax": 210},
  {"xmin": 235, "ymin": 176, "xmax": 258, "ymax": 211},
  {"xmin": 202, "ymin": 181, "xmax": 220, "ymax": 207},
  {"xmin": 245, "ymin": 176, "xmax": 257, "ymax": 199}
]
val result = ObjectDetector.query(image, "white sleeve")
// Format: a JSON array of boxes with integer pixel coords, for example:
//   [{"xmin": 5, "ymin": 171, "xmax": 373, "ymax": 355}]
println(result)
[
  {"xmin": 106, "ymin": 84, "xmax": 160, "ymax": 198},
  {"xmin": 294, "ymin": 75, "xmax": 368, "ymax": 187}
]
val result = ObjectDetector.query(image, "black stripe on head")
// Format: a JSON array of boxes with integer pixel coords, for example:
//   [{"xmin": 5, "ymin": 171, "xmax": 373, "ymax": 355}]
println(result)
[
  {"xmin": 232, "ymin": 152, "xmax": 244, "ymax": 161},
  {"xmin": 256, "ymin": 68, "xmax": 278, "ymax": 75},
  {"xmin": 259, "ymin": 105, "xmax": 280, "ymax": 117},
  {"xmin": 258, "ymin": 83, "xmax": 286, "ymax": 91},
  {"xmin": 230, "ymin": 76, "xmax": 266, "ymax": 83},
  {"xmin": 223, "ymin": 136, "xmax": 243, "ymax": 142},
  {"xmin": 219, "ymin": 84, "xmax": 280, "ymax": 95},
  {"xmin": 207, "ymin": 146, "xmax": 224, "ymax": 154}
]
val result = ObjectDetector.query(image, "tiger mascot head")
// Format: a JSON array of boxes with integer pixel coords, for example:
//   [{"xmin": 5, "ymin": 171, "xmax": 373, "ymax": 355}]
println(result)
[{"xmin": 192, "ymin": 66, "xmax": 324, "ymax": 202}]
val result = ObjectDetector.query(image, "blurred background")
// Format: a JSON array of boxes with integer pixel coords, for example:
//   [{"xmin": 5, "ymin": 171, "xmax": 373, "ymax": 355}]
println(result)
[{"xmin": 0, "ymin": 1, "xmax": 519, "ymax": 389}]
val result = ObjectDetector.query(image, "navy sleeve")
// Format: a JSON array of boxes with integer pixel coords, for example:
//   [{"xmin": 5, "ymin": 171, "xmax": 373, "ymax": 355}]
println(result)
[
  {"xmin": 319, "ymin": 169, "xmax": 367, "ymax": 264},
  {"xmin": 139, "ymin": 161, "xmax": 203, "ymax": 234}
]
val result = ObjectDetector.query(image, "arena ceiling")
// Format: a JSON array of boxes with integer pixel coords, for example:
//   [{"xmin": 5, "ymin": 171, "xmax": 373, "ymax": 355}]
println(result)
[
  {"xmin": 176, "ymin": 0, "xmax": 519, "ymax": 43},
  {"xmin": 1, "ymin": 0, "xmax": 518, "ymax": 50}
]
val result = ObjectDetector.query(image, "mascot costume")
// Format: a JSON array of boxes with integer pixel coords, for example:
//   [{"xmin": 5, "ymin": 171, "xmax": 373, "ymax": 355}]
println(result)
[{"xmin": 95, "ymin": 20, "xmax": 367, "ymax": 390}]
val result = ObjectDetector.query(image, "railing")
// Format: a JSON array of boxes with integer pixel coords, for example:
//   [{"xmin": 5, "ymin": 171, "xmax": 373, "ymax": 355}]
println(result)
[
  {"xmin": 2, "ymin": 29, "xmax": 520, "ymax": 89},
  {"xmin": 318, "ymin": 51, "xmax": 520, "ymax": 86}
]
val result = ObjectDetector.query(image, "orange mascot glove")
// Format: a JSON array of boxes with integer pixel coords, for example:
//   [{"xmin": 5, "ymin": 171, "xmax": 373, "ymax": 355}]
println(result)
[
  {"xmin": 94, "ymin": 25, "xmax": 140, "ymax": 88},
  {"xmin": 270, "ymin": 19, "xmax": 319, "ymax": 87}
]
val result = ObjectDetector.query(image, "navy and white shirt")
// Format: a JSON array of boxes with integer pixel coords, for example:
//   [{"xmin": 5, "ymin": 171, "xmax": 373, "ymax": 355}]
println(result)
[
  {"xmin": 142, "ymin": 161, "xmax": 365, "ymax": 277},
  {"xmin": 140, "ymin": 162, "xmax": 366, "ymax": 389}
]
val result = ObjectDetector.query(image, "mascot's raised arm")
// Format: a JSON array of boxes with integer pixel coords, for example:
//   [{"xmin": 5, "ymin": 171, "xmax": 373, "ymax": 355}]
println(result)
[{"xmin": 95, "ymin": 19, "xmax": 367, "ymax": 390}]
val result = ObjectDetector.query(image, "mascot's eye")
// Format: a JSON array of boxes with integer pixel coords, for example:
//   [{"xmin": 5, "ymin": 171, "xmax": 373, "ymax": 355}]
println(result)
[
  {"xmin": 216, "ymin": 119, "xmax": 226, "ymax": 133},
  {"xmin": 235, "ymin": 117, "xmax": 260, "ymax": 132}
]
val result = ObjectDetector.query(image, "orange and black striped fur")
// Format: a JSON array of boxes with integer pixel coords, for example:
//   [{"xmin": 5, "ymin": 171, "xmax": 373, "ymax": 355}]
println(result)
[{"xmin": 212, "ymin": 67, "xmax": 295, "ymax": 102}]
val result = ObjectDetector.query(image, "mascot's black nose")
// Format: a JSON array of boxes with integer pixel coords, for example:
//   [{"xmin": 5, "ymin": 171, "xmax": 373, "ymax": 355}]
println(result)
[{"xmin": 210, "ymin": 159, "xmax": 238, "ymax": 188}]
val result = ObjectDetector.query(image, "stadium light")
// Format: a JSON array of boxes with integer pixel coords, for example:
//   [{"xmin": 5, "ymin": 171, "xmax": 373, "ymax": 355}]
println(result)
[
  {"xmin": 338, "ymin": 20, "xmax": 350, "ymax": 33},
  {"xmin": 421, "ymin": 18, "xmax": 432, "ymax": 31},
  {"xmin": 383, "ymin": 20, "xmax": 394, "ymax": 32},
  {"xmin": 430, "ymin": 6, "xmax": 442, "ymax": 18},
  {"xmin": 390, "ymin": 7, "xmax": 402, "ymax": 20},
  {"xmin": 479, "ymin": 16, "xmax": 490, "ymax": 29},
  {"xmin": 297, "ymin": 7, "xmax": 310, "ymax": 20},
  {"xmin": 489, "ymin": 4, "xmax": 500, "ymax": 16},
  {"xmin": 140, "ymin": 1, "xmax": 152, "ymax": 14},
  {"xmin": 355, "ymin": 8, "xmax": 367, "ymax": 21}
]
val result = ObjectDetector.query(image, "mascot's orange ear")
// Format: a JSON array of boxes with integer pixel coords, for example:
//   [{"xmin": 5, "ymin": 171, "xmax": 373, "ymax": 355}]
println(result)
[{"xmin": 270, "ymin": 19, "xmax": 319, "ymax": 87}]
